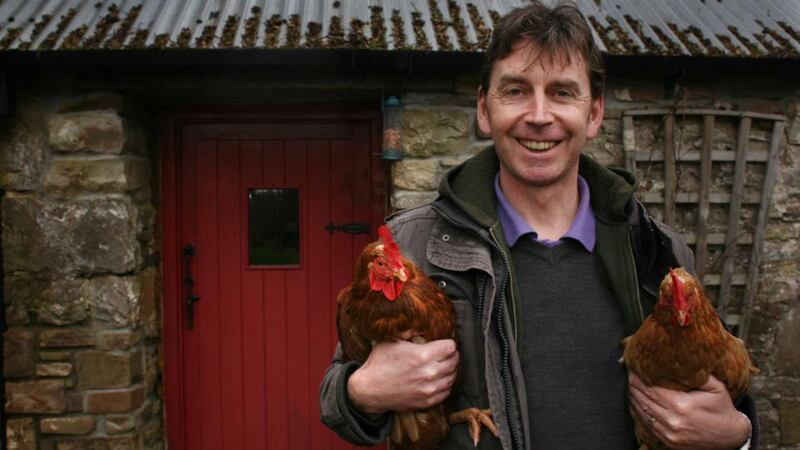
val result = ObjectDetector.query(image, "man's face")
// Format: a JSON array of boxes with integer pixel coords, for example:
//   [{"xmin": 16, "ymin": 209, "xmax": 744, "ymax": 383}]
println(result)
[{"xmin": 477, "ymin": 39, "xmax": 604, "ymax": 192}]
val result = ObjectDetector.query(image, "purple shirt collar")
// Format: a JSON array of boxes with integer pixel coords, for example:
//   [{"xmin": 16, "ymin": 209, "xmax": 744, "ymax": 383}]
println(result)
[{"xmin": 494, "ymin": 174, "xmax": 596, "ymax": 252}]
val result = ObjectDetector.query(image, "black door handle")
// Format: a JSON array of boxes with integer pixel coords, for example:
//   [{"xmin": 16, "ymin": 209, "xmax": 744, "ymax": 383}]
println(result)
[
  {"xmin": 183, "ymin": 244, "xmax": 201, "ymax": 329},
  {"xmin": 324, "ymin": 222, "xmax": 369, "ymax": 235}
]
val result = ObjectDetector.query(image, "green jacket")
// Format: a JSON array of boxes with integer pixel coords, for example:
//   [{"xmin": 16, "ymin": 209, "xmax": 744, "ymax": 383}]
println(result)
[{"xmin": 321, "ymin": 148, "xmax": 754, "ymax": 449}]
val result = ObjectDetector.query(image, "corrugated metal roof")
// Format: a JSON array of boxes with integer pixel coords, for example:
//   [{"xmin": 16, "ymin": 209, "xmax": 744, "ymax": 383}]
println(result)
[{"xmin": 0, "ymin": 0, "xmax": 797, "ymax": 57}]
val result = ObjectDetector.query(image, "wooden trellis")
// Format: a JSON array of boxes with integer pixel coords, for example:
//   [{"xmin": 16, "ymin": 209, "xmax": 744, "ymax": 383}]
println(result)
[{"xmin": 622, "ymin": 109, "xmax": 786, "ymax": 341}]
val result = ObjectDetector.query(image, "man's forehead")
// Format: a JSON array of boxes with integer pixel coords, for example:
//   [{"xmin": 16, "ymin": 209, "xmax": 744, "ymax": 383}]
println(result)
[{"xmin": 504, "ymin": 39, "xmax": 586, "ymax": 74}]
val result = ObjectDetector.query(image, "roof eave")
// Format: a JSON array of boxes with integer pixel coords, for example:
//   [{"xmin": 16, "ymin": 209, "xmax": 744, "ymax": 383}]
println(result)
[{"xmin": 0, "ymin": 48, "xmax": 486, "ymax": 70}]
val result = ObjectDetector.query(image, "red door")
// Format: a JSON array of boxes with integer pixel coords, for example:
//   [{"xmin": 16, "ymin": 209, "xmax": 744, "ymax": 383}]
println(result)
[{"xmin": 162, "ymin": 109, "xmax": 386, "ymax": 450}]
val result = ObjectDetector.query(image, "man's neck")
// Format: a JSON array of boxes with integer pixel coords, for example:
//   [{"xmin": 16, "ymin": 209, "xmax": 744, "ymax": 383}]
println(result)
[{"xmin": 498, "ymin": 171, "xmax": 580, "ymax": 241}]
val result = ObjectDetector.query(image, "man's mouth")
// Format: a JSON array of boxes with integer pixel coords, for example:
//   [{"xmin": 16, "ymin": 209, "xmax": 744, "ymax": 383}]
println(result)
[{"xmin": 518, "ymin": 139, "xmax": 559, "ymax": 151}]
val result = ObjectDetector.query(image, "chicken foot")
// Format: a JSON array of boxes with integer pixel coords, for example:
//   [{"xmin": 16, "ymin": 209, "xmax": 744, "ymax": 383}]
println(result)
[
  {"xmin": 448, "ymin": 408, "xmax": 499, "ymax": 446},
  {"xmin": 390, "ymin": 411, "xmax": 421, "ymax": 444}
]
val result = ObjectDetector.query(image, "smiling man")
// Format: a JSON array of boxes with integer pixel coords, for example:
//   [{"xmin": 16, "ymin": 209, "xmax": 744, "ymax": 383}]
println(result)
[
  {"xmin": 321, "ymin": 2, "xmax": 757, "ymax": 449},
  {"xmin": 478, "ymin": 37, "xmax": 604, "ymax": 243}
]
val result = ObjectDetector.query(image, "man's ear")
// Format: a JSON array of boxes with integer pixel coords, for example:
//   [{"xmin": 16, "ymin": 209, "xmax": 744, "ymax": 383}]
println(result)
[
  {"xmin": 585, "ymin": 95, "xmax": 605, "ymax": 139},
  {"xmin": 477, "ymin": 86, "xmax": 493, "ymax": 136}
]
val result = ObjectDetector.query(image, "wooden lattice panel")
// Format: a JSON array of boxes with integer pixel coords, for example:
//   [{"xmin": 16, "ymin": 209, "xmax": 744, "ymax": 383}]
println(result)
[{"xmin": 622, "ymin": 109, "xmax": 786, "ymax": 340}]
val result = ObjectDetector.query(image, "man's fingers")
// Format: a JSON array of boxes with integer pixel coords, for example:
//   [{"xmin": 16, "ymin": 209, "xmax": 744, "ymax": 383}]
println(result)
[
  {"xmin": 629, "ymin": 373, "xmax": 672, "ymax": 409},
  {"xmin": 630, "ymin": 396, "xmax": 650, "ymax": 423},
  {"xmin": 419, "ymin": 368, "xmax": 457, "ymax": 405},
  {"xmin": 628, "ymin": 373, "xmax": 658, "ymax": 400},
  {"xmin": 436, "ymin": 348, "xmax": 459, "ymax": 375},
  {"xmin": 398, "ymin": 330, "xmax": 417, "ymax": 341},
  {"xmin": 421, "ymin": 352, "xmax": 458, "ymax": 383},
  {"xmin": 441, "ymin": 368, "xmax": 458, "ymax": 389},
  {"xmin": 448, "ymin": 352, "xmax": 460, "ymax": 374},
  {"xmin": 630, "ymin": 381, "xmax": 668, "ymax": 418},
  {"xmin": 426, "ymin": 389, "xmax": 451, "ymax": 408},
  {"xmin": 429, "ymin": 339, "xmax": 457, "ymax": 360},
  {"xmin": 630, "ymin": 389, "xmax": 653, "ymax": 419},
  {"xmin": 697, "ymin": 374, "xmax": 726, "ymax": 392},
  {"xmin": 629, "ymin": 378, "xmax": 656, "ymax": 403},
  {"xmin": 628, "ymin": 372, "xmax": 648, "ymax": 390},
  {"xmin": 630, "ymin": 393, "xmax": 670, "ymax": 442}
]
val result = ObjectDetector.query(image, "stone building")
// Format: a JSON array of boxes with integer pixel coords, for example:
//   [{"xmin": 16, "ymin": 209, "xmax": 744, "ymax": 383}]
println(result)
[{"xmin": 1, "ymin": 1, "xmax": 799, "ymax": 449}]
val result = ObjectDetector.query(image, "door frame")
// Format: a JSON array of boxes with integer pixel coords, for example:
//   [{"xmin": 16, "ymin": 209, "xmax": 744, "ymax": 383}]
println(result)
[{"xmin": 160, "ymin": 105, "xmax": 386, "ymax": 449}]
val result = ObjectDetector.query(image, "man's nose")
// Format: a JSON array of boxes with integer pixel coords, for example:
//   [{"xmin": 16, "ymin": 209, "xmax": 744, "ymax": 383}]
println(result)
[{"xmin": 522, "ymin": 95, "xmax": 554, "ymax": 125}]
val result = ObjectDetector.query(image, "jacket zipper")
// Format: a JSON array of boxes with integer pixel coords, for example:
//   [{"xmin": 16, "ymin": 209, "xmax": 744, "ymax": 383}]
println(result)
[
  {"xmin": 489, "ymin": 228, "xmax": 519, "ymax": 342},
  {"xmin": 477, "ymin": 274, "xmax": 488, "ymax": 328},
  {"xmin": 487, "ymin": 227, "xmax": 523, "ymax": 450},
  {"xmin": 627, "ymin": 232, "xmax": 645, "ymax": 324},
  {"xmin": 431, "ymin": 204, "xmax": 523, "ymax": 450}
]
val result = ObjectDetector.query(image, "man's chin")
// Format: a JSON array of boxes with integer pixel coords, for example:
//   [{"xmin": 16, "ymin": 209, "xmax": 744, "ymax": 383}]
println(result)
[{"xmin": 508, "ymin": 168, "xmax": 574, "ymax": 189}]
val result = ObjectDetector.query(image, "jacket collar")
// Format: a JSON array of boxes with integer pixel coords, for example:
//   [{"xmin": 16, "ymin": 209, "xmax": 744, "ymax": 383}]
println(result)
[{"xmin": 437, "ymin": 146, "xmax": 638, "ymax": 228}]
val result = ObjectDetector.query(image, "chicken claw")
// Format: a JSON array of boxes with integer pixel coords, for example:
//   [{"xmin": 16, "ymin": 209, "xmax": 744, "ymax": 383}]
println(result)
[
  {"xmin": 390, "ymin": 413, "xmax": 403, "ymax": 444},
  {"xmin": 398, "ymin": 411, "xmax": 420, "ymax": 442},
  {"xmin": 448, "ymin": 408, "xmax": 499, "ymax": 446}
]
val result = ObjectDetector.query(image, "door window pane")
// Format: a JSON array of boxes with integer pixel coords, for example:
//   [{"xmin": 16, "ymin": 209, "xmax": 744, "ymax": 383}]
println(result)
[{"xmin": 248, "ymin": 188, "xmax": 300, "ymax": 266}]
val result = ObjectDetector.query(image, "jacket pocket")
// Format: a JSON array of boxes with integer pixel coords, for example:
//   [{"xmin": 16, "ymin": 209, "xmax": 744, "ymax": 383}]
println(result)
[
  {"xmin": 427, "ymin": 270, "xmax": 488, "ymax": 406},
  {"xmin": 451, "ymin": 298, "xmax": 486, "ymax": 405}
]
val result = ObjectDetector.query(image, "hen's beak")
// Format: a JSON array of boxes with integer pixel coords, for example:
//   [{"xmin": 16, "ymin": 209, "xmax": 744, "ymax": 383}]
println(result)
[
  {"xmin": 395, "ymin": 267, "xmax": 408, "ymax": 282},
  {"xmin": 675, "ymin": 310, "xmax": 689, "ymax": 327}
]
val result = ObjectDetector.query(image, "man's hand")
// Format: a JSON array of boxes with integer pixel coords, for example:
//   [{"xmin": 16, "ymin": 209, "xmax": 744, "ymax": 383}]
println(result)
[
  {"xmin": 629, "ymin": 373, "xmax": 751, "ymax": 449},
  {"xmin": 347, "ymin": 336, "xmax": 459, "ymax": 414}
]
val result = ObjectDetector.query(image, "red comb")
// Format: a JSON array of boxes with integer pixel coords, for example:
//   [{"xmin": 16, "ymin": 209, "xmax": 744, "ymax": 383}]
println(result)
[
  {"xmin": 378, "ymin": 225, "xmax": 402, "ymax": 262},
  {"xmin": 669, "ymin": 268, "xmax": 685, "ymax": 307}
]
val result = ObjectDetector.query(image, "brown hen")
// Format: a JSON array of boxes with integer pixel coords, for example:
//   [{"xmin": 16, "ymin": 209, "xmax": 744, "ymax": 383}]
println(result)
[
  {"xmin": 336, "ymin": 225, "xmax": 497, "ymax": 449},
  {"xmin": 622, "ymin": 268, "xmax": 758, "ymax": 450}
]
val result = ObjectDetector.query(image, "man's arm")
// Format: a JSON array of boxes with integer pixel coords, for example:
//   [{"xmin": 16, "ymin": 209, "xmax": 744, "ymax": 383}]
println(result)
[
  {"xmin": 320, "ymin": 338, "xmax": 459, "ymax": 445},
  {"xmin": 320, "ymin": 344, "xmax": 392, "ymax": 445}
]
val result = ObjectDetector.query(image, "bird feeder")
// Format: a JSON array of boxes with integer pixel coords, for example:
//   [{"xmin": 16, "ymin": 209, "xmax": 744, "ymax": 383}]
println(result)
[{"xmin": 382, "ymin": 96, "xmax": 403, "ymax": 160}]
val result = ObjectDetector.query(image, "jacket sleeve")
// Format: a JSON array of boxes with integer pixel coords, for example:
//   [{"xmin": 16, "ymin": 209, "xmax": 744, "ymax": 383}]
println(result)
[
  {"xmin": 735, "ymin": 394, "xmax": 759, "ymax": 450},
  {"xmin": 631, "ymin": 200, "xmax": 696, "ymax": 295},
  {"xmin": 319, "ymin": 343, "xmax": 392, "ymax": 445}
]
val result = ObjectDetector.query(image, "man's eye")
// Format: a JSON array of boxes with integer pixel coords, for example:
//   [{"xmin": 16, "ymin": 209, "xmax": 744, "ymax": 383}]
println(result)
[
  {"xmin": 505, "ymin": 87, "xmax": 524, "ymax": 97},
  {"xmin": 555, "ymin": 90, "xmax": 573, "ymax": 98}
]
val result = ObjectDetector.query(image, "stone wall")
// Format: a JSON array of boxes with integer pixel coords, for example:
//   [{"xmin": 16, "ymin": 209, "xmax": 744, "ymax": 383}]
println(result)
[
  {"xmin": 2, "ymin": 91, "xmax": 162, "ymax": 450},
  {"xmin": 392, "ymin": 73, "xmax": 800, "ymax": 449}
]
